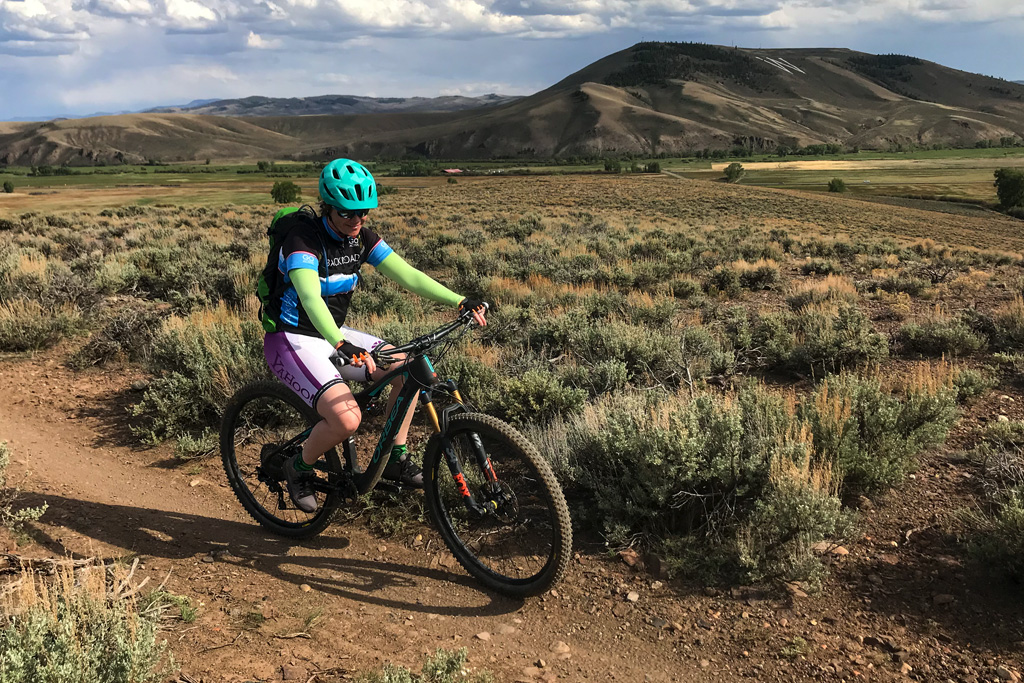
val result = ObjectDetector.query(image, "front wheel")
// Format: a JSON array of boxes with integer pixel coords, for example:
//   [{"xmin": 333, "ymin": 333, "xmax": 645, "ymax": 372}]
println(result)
[{"xmin": 423, "ymin": 413, "xmax": 572, "ymax": 597}]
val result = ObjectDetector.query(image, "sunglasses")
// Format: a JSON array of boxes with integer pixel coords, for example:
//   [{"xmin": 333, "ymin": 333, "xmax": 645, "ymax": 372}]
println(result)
[{"xmin": 336, "ymin": 208, "xmax": 369, "ymax": 220}]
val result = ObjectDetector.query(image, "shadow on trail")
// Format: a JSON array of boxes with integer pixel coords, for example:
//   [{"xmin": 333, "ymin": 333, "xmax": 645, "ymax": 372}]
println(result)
[
  {"xmin": 19, "ymin": 493, "xmax": 520, "ymax": 617},
  {"xmin": 831, "ymin": 523, "xmax": 1024, "ymax": 657}
]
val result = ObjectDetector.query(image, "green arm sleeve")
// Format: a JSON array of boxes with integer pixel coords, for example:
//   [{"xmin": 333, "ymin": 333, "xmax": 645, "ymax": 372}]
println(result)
[
  {"xmin": 375, "ymin": 252, "xmax": 464, "ymax": 307},
  {"xmin": 289, "ymin": 268, "xmax": 345, "ymax": 347}
]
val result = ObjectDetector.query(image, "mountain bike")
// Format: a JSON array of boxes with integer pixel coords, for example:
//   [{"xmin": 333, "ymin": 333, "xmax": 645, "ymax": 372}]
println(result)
[{"xmin": 219, "ymin": 308, "xmax": 572, "ymax": 597}]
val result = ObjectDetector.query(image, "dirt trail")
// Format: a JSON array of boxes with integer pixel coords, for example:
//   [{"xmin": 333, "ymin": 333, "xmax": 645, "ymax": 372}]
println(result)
[{"xmin": 0, "ymin": 352, "xmax": 710, "ymax": 682}]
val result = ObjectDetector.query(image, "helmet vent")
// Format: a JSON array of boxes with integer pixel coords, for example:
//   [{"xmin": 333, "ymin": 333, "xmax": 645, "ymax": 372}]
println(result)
[
  {"xmin": 346, "ymin": 165, "xmax": 356, "ymax": 174},
  {"xmin": 332, "ymin": 168, "xmax": 341, "ymax": 179},
  {"xmin": 355, "ymin": 185, "xmax": 363, "ymax": 201},
  {"xmin": 340, "ymin": 188, "xmax": 351, "ymax": 200}
]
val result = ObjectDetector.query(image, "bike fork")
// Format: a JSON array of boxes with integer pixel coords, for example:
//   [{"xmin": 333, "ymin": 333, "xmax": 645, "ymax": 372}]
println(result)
[{"xmin": 422, "ymin": 393, "xmax": 488, "ymax": 516}]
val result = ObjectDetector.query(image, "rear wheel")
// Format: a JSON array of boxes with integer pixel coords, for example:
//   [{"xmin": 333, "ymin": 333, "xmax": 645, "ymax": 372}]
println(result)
[
  {"xmin": 423, "ymin": 413, "xmax": 572, "ymax": 597},
  {"xmin": 220, "ymin": 380, "xmax": 343, "ymax": 538}
]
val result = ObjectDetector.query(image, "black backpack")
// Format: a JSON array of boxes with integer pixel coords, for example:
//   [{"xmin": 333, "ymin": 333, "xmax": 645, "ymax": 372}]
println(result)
[{"xmin": 256, "ymin": 205, "xmax": 320, "ymax": 333}]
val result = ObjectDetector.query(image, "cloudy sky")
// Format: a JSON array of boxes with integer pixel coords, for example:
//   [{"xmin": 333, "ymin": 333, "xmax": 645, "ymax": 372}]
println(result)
[{"xmin": 1, "ymin": 0, "xmax": 1022, "ymax": 120}]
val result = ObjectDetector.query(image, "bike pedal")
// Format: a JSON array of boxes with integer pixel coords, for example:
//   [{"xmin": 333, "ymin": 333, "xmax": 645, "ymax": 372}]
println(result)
[{"xmin": 375, "ymin": 480, "xmax": 403, "ymax": 495}]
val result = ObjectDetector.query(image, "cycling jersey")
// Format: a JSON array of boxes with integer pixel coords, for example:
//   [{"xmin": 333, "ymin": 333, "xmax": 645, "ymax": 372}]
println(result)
[{"xmin": 265, "ymin": 216, "xmax": 392, "ymax": 339}]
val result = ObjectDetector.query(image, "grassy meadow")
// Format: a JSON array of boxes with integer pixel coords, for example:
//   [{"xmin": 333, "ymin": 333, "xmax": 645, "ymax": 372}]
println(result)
[{"xmin": 2, "ymin": 168, "xmax": 1024, "ymax": 587}]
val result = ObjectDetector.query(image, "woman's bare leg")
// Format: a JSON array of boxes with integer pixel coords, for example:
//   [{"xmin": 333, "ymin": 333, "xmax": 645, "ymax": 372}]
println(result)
[{"xmin": 300, "ymin": 382, "xmax": 362, "ymax": 465}]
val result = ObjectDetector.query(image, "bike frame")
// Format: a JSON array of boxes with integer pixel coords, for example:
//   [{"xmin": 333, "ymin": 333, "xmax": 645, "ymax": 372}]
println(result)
[{"xmin": 276, "ymin": 316, "xmax": 502, "ymax": 513}]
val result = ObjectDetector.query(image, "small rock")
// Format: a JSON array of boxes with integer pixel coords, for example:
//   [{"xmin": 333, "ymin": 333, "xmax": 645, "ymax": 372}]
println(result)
[
  {"xmin": 522, "ymin": 666, "xmax": 543, "ymax": 678},
  {"xmin": 779, "ymin": 618, "xmax": 789, "ymax": 628},
  {"xmin": 281, "ymin": 664, "xmax": 306, "ymax": 681},
  {"xmin": 702, "ymin": 586, "xmax": 720, "ymax": 597},
  {"xmin": 997, "ymin": 665, "xmax": 1021, "ymax": 682},
  {"xmin": 651, "ymin": 617, "xmax": 668, "ymax": 629},
  {"xmin": 299, "ymin": 584, "xmax": 312, "ymax": 593},
  {"xmin": 535, "ymin": 659, "xmax": 546, "ymax": 668},
  {"xmin": 618, "ymin": 548, "xmax": 639, "ymax": 567},
  {"xmin": 551, "ymin": 641, "xmax": 571, "ymax": 655},
  {"xmin": 670, "ymin": 622, "xmax": 684, "ymax": 632},
  {"xmin": 130, "ymin": 380, "xmax": 149, "ymax": 392},
  {"xmin": 741, "ymin": 611, "xmax": 751, "ymax": 619},
  {"xmin": 900, "ymin": 662, "xmax": 913, "ymax": 675},
  {"xmin": 611, "ymin": 603, "xmax": 631, "ymax": 618},
  {"xmin": 811, "ymin": 541, "xmax": 831, "ymax": 554},
  {"xmin": 475, "ymin": 632, "xmax": 491, "ymax": 641},
  {"xmin": 377, "ymin": 545, "xmax": 387, "ymax": 553},
  {"xmin": 785, "ymin": 582, "xmax": 808, "ymax": 599},
  {"xmin": 549, "ymin": 589, "xmax": 558, "ymax": 598},
  {"xmin": 413, "ymin": 534, "xmax": 423, "ymax": 546},
  {"xmin": 878, "ymin": 554, "xmax": 899, "ymax": 565},
  {"xmin": 1000, "ymin": 395, "xmax": 1014, "ymax": 402},
  {"xmin": 201, "ymin": 553, "xmax": 214, "ymax": 563},
  {"xmin": 998, "ymin": 415, "xmax": 1011, "ymax": 423},
  {"xmin": 831, "ymin": 546, "xmax": 849, "ymax": 556},
  {"xmin": 188, "ymin": 478, "xmax": 211, "ymax": 487},
  {"xmin": 700, "ymin": 659, "xmax": 710, "ymax": 668},
  {"xmin": 932, "ymin": 594, "xmax": 955, "ymax": 605},
  {"xmin": 497, "ymin": 624, "xmax": 516, "ymax": 635},
  {"xmin": 626, "ymin": 591, "xmax": 640, "ymax": 603},
  {"xmin": 855, "ymin": 495, "xmax": 874, "ymax": 510},
  {"xmin": 650, "ymin": 581, "xmax": 663, "ymax": 590}
]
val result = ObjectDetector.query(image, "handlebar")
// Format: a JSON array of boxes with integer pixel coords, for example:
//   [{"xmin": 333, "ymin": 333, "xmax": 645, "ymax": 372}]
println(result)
[{"xmin": 331, "ymin": 302, "xmax": 489, "ymax": 368}]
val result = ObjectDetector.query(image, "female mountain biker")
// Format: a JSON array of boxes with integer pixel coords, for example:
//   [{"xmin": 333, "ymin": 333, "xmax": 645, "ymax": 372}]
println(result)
[{"xmin": 260, "ymin": 158, "xmax": 487, "ymax": 512}]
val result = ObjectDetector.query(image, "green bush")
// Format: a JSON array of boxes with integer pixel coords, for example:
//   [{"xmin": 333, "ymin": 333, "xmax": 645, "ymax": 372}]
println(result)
[
  {"xmin": 704, "ymin": 266, "xmax": 741, "ymax": 296},
  {"xmin": 965, "ymin": 421, "xmax": 1024, "ymax": 580},
  {"xmin": 738, "ymin": 263, "xmax": 781, "ymax": 291},
  {"xmin": 498, "ymin": 370, "xmax": 586, "ymax": 424},
  {"xmin": 723, "ymin": 163, "xmax": 745, "ymax": 183},
  {"xmin": 953, "ymin": 367, "xmax": 997, "ymax": 404},
  {"xmin": 898, "ymin": 319, "xmax": 985, "ymax": 357},
  {"xmin": 994, "ymin": 168, "xmax": 1024, "ymax": 209},
  {"xmin": 549, "ymin": 383, "xmax": 846, "ymax": 582},
  {"xmin": 70, "ymin": 301, "xmax": 163, "ymax": 368},
  {"xmin": 800, "ymin": 372, "xmax": 958, "ymax": 492},
  {"xmin": 0, "ymin": 442, "xmax": 47, "ymax": 534},
  {"xmin": 827, "ymin": 178, "xmax": 847, "ymax": 193},
  {"xmin": 130, "ymin": 306, "xmax": 268, "ymax": 442},
  {"xmin": 2, "ymin": 182, "xmax": 12, "ymax": 194},
  {"xmin": 358, "ymin": 648, "xmax": 493, "ymax": 683},
  {"xmin": 799, "ymin": 260, "xmax": 842, "ymax": 276},
  {"xmin": 270, "ymin": 180, "xmax": 301, "ymax": 203},
  {"xmin": 0, "ymin": 567, "xmax": 170, "ymax": 683},
  {"xmin": 785, "ymin": 303, "xmax": 888, "ymax": 375},
  {"xmin": 0, "ymin": 300, "xmax": 81, "ymax": 352}
]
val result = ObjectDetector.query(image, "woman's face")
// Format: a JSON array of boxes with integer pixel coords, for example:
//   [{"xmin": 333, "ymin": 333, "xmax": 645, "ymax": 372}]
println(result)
[{"xmin": 330, "ymin": 207, "xmax": 367, "ymax": 237}]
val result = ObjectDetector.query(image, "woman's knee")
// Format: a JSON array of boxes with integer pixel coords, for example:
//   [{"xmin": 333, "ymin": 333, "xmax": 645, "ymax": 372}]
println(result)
[
  {"xmin": 327, "ymin": 404, "xmax": 361, "ymax": 434},
  {"xmin": 316, "ymin": 384, "xmax": 362, "ymax": 435}
]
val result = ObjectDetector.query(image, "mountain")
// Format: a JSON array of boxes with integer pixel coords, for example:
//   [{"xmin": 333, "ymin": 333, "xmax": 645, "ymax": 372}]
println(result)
[
  {"xmin": 2, "ymin": 43, "xmax": 1023, "ymax": 166},
  {"xmin": 144, "ymin": 94, "xmax": 520, "ymax": 116},
  {"xmin": 1016, "ymin": 81, "xmax": 1024, "ymax": 85}
]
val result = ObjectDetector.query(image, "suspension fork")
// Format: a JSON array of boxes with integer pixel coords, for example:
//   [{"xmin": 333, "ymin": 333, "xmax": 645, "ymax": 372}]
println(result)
[
  {"xmin": 451, "ymin": 389, "xmax": 499, "ymax": 484},
  {"xmin": 421, "ymin": 391, "xmax": 487, "ymax": 515}
]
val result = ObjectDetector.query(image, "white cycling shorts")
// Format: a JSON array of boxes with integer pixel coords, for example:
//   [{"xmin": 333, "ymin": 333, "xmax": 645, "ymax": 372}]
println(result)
[{"xmin": 263, "ymin": 328, "xmax": 387, "ymax": 409}]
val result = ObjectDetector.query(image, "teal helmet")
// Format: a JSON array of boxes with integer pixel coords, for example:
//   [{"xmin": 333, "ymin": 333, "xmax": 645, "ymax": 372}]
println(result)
[{"xmin": 319, "ymin": 158, "xmax": 378, "ymax": 210}]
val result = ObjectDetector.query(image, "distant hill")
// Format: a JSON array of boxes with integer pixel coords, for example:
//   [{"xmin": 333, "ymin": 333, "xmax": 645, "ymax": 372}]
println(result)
[
  {"xmin": 2, "ymin": 43, "xmax": 1023, "ymax": 166},
  {"xmin": 1016, "ymin": 80, "xmax": 1024, "ymax": 85},
  {"xmin": 144, "ymin": 93, "xmax": 521, "ymax": 116}
]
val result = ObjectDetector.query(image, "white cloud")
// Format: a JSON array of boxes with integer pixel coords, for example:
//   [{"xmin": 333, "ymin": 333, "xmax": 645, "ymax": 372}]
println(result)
[{"xmin": 245, "ymin": 29, "xmax": 279, "ymax": 47}]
